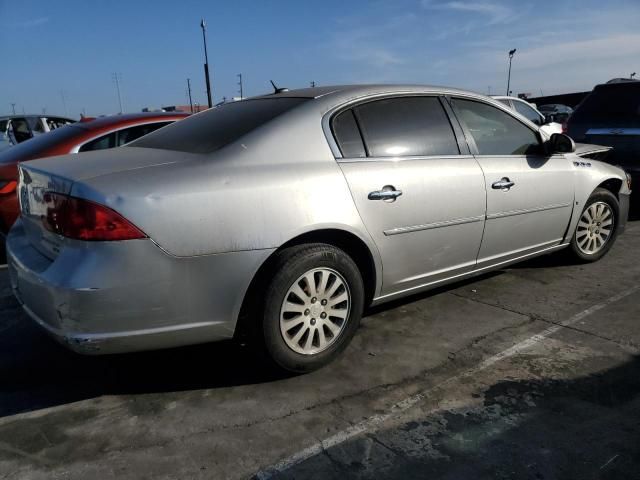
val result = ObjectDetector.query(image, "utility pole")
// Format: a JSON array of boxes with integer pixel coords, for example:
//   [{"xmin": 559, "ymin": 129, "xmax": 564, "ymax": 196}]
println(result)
[
  {"xmin": 112, "ymin": 73, "xmax": 123, "ymax": 113},
  {"xmin": 187, "ymin": 78, "xmax": 194, "ymax": 113},
  {"xmin": 60, "ymin": 90, "xmax": 68, "ymax": 117},
  {"xmin": 10, "ymin": 103, "xmax": 16, "ymax": 115},
  {"xmin": 487, "ymin": 86, "xmax": 491, "ymax": 95},
  {"xmin": 200, "ymin": 19, "xmax": 213, "ymax": 108},
  {"xmin": 506, "ymin": 48, "xmax": 516, "ymax": 95},
  {"xmin": 237, "ymin": 73, "xmax": 243, "ymax": 99}
]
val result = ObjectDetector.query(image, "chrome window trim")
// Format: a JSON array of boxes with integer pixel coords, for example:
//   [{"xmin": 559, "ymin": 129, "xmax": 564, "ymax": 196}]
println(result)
[
  {"xmin": 337, "ymin": 154, "xmax": 476, "ymax": 164},
  {"xmin": 69, "ymin": 119, "xmax": 176, "ymax": 153}
]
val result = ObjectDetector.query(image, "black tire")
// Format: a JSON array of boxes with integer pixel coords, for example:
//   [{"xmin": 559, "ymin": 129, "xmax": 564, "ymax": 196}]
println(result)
[
  {"xmin": 261, "ymin": 243, "xmax": 364, "ymax": 373},
  {"xmin": 568, "ymin": 188, "xmax": 620, "ymax": 262}
]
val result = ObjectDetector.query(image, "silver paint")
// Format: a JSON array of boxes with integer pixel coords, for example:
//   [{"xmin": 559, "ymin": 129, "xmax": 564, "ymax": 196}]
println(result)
[{"xmin": 6, "ymin": 84, "xmax": 630, "ymax": 355}]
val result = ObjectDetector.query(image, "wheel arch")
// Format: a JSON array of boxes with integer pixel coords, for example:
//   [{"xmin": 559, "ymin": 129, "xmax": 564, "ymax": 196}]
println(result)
[
  {"xmin": 234, "ymin": 227, "xmax": 381, "ymax": 341},
  {"xmin": 596, "ymin": 178, "xmax": 623, "ymax": 199}
]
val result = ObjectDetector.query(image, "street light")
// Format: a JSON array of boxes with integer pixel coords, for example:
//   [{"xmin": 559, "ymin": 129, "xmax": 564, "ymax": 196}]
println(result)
[
  {"xmin": 631, "ymin": 72, "xmax": 637, "ymax": 80},
  {"xmin": 200, "ymin": 18, "xmax": 213, "ymax": 108},
  {"xmin": 506, "ymin": 48, "xmax": 516, "ymax": 96}
]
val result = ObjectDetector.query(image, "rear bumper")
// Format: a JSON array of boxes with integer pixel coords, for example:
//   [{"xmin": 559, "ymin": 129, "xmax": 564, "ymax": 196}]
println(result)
[{"xmin": 7, "ymin": 220, "xmax": 274, "ymax": 355}]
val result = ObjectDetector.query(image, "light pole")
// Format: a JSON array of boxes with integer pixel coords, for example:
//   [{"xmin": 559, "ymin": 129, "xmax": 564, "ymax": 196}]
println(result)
[
  {"xmin": 187, "ymin": 78, "xmax": 194, "ymax": 113},
  {"xmin": 237, "ymin": 73, "xmax": 243, "ymax": 99},
  {"xmin": 200, "ymin": 19, "xmax": 213, "ymax": 108},
  {"xmin": 506, "ymin": 48, "xmax": 516, "ymax": 96},
  {"xmin": 631, "ymin": 72, "xmax": 637, "ymax": 80},
  {"xmin": 112, "ymin": 73, "xmax": 123, "ymax": 114}
]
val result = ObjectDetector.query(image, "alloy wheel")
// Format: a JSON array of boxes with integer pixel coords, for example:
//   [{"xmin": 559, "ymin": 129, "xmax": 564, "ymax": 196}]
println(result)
[
  {"xmin": 279, "ymin": 267, "xmax": 351, "ymax": 355},
  {"xmin": 575, "ymin": 201, "xmax": 614, "ymax": 255}
]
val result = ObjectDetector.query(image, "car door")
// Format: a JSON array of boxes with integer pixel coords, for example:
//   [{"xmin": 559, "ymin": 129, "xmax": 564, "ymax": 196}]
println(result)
[
  {"xmin": 332, "ymin": 95, "xmax": 487, "ymax": 297},
  {"xmin": 449, "ymin": 97, "xmax": 574, "ymax": 267}
]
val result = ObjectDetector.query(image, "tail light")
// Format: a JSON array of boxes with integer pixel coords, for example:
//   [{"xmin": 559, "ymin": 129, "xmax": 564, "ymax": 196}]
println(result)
[
  {"xmin": 0, "ymin": 180, "xmax": 17, "ymax": 195},
  {"xmin": 561, "ymin": 122, "xmax": 568, "ymax": 134},
  {"xmin": 42, "ymin": 193, "xmax": 147, "ymax": 241}
]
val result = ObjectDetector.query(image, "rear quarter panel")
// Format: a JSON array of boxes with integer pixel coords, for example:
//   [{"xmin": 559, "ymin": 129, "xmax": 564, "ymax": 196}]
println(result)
[{"xmin": 72, "ymin": 105, "xmax": 382, "ymax": 284}]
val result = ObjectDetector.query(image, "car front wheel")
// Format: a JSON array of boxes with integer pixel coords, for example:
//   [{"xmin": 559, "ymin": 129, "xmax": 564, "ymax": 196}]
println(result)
[
  {"xmin": 262, "ymin": 243, "xmax": 364, "ymax": 373},
  {"xmin": 569, "ymin": 188, "xmax": 619, "ymax": 262}
]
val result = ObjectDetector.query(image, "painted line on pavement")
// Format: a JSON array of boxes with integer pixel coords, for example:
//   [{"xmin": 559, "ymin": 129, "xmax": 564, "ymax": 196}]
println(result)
[{"xmin": 255, "ymin": 284, "xmax": 640, "ymax": 479}]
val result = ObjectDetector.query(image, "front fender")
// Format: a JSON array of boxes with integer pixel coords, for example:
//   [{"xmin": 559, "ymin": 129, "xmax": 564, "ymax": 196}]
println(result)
[{"xmin": 563, "ymin": 157, "xmax": 630, "ymax": 243}]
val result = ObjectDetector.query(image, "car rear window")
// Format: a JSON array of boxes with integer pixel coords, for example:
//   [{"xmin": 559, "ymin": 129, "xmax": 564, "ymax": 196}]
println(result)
[
  {"xmin": 572, "ymin": 83, "xmax": 640, "ymax": 123},
  {"xmin": 129, "ymin": 98, "xmax": 308, "ymax": 154}
]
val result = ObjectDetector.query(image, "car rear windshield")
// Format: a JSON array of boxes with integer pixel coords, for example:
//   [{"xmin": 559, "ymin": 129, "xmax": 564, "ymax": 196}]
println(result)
[
  {"xmin": 0, "ymin": 124, "xmax": 82, "ymax": 164},
  {"xmin": 129, "ymin": 98, "xmax": 308, "ymax": 154},
  {"xmin": 572, "ymin": 83, "xmax": 640, "ymax": 123}
]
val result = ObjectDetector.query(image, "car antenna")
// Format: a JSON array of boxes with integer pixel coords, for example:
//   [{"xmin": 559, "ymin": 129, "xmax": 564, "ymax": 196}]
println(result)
[{"xmin": 270, "ymin": 80, "xmax": 289, "ymax": 94}]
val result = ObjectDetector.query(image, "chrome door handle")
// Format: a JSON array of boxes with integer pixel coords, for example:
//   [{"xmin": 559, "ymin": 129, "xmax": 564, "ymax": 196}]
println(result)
[
  {"xmin": 368, "ymin": 186, "xmax": 403, "ymax": 201},
  {"xmin": 491, "ymin": 177, "xmax": 515, "ymax": 191}
]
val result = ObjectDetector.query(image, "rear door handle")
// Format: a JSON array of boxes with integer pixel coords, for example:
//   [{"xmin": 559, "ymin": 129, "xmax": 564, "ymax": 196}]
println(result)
[
  {"xmin": 368, "ymin": 186, "xmax": 403, "ymax": 201},
  {"xmin": 491, "ymin": 177, "xmax": 515, "ymax": 191}
]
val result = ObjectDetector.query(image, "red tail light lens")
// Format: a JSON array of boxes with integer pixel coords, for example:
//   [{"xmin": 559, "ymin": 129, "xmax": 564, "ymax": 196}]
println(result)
[
  {"xmin": 0, "ymin": 180, "xmax": 17, "ymax": 195},
  {"xmin": 42, "ymin": 193, "xmax": 147, "ymax": 241},
  {"xmin": 561, "ymin": 122, "xmax": 568, "ymax": 134}
]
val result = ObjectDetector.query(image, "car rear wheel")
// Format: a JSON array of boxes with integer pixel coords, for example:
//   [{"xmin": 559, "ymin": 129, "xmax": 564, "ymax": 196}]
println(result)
[
  {"xmin": 569, "ymin": 188, "xmax": 619, "ymax": 262},
  {"xmin": 262, "ymin": 243, "xmax": 364, "ymax": 373}
]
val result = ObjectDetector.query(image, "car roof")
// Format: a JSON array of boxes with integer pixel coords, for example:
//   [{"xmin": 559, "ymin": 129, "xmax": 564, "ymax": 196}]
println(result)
[
  {"xmin": 0, "ymin": 115, "xmax": 74, "ymax": 121},
  {"xmin": 73, "ymin": 112, "xmax": 189, "ymax": 131},
  {"xmin": 251, "ymin": 84, "xmax": 505, "ymax": 113}
]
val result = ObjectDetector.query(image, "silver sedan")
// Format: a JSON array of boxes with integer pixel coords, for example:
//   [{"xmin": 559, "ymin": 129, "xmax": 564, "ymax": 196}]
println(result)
[{"xmin": 6, "ymin": 85, "xmax": 631, "ymax": 372}]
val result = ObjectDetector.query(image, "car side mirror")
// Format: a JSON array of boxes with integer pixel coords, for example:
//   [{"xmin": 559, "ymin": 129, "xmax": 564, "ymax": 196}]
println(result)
[{"xmin": 548, "ymin": 133, "xmax": 575, "ymax": 154}]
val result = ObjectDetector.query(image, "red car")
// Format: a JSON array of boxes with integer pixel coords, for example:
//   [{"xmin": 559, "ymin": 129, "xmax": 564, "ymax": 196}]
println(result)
[{"xmin": 0, "ymin": 112, "xmax": 188, "ymax": 242}]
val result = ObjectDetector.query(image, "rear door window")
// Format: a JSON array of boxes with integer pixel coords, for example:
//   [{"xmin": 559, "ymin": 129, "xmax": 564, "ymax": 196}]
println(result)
[
  {"xmin": 353, "ymin": 96, "xmax": 459, "ymax": 157},
  {"xmin": 79, "ymin": 132, "xmax": 117, "ymax": 152},
  {"xmin": 452, "ymin": 98, "xmax": 541, "ymax": 155},
  {"xmin": 116, "ymin": 122, "xmax": 172, "ymax": 146},
  {"xmin": 332, "ymin": 110, "xmax": 366, "ymax": 158}
]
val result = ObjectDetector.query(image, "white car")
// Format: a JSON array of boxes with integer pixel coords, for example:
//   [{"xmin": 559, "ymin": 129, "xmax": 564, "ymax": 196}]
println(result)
[{"xmin": 492, "ymin": 96, "xmax": 562, "ymax": 137}]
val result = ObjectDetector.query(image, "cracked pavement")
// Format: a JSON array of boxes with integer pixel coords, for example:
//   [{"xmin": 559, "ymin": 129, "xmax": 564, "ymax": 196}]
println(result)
[{"xmin": 0, "ymin": 219, "xmax": 639, "ymax": 479}]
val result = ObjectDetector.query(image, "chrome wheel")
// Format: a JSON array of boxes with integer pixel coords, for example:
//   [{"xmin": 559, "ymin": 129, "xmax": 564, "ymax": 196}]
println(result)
[
  {"xmin": 279, "ymin": 267, "xmax": 351, "ymax": 355},
  {"xmin": 575, "ymin": 201, "xmax": 614, "ymax": 255}
]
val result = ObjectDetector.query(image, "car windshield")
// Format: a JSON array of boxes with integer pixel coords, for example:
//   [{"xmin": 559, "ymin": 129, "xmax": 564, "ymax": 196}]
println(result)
[
  {"xmin": 0, "ymin": 124, "xmax": 82, "ymax": 164},
  {"xmin": 573, "ymin": 83, "xmax": 640, "ymax": 123},
  {"xmin": 129, "ymin": 98, "xmax": 308, "ymax": 154}
]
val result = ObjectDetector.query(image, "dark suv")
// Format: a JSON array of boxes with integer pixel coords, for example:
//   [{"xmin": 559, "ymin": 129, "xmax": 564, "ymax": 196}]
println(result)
[{"xmin": 567, "ymin": 80, "xmax": 639, "ymax": 199}]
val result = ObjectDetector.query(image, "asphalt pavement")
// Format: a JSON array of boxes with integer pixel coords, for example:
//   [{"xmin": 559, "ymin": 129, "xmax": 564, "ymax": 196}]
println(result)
[{"xmin": 0, "ymin": 219, "xmax": 639, "ymax": 480}]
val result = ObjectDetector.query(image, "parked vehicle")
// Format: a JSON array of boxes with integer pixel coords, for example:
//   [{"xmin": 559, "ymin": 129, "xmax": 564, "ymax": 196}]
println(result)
[
  {"xmin": 0, "ymin": 112, "xmax": 188, "ymax": 240},
  {"xmin": 492, "ymin": 96, "xmax": 562, "ymax": 136},
  {"xmin": 6, "ymin": 85, "xmax": 630, "ymax": 372},
  {"xmin": 539, "ymin": 104, "xmax": 573, "ymax": 124},
  {"xmin": 566, "ymin": 80, "xmax": 640, "ymax": 198},
  {"xmin": 0, "ymin": 115, "xmax": 75, "ymax": 151}
]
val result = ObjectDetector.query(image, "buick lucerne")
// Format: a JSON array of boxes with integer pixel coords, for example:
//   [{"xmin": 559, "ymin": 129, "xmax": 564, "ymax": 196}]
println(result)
[{"xmin": 7, "ymin": 85, "xmax": 631, "ymax": 372}]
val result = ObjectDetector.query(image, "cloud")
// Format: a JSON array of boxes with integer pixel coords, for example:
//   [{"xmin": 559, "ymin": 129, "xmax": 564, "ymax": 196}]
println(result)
[
  {"xmin": 425, "ymin": 1, "xmax": 519, "ymax": 25},
  {"xmin": 13, "ymin": 17, "xmax": 49, "ymax": 28}
]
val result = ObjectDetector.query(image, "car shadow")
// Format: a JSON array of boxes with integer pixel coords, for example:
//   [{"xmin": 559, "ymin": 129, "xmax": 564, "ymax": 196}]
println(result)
[{"xmin": 274, "ymin": 354, "xmax": 640, "ymax": 479}]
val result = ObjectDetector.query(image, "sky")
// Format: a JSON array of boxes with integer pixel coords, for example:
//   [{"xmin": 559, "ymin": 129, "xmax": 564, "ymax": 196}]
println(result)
[{"xmin": 1, "ymin": 0, "xmax": 639, "ymax": 117}]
